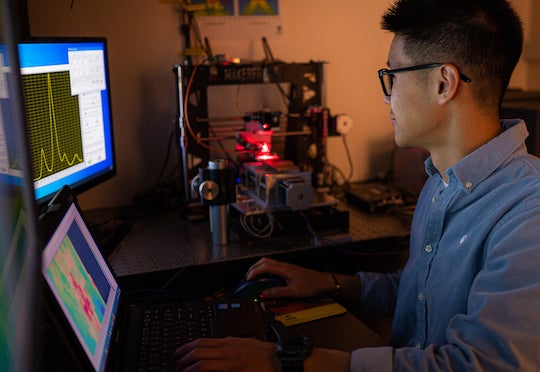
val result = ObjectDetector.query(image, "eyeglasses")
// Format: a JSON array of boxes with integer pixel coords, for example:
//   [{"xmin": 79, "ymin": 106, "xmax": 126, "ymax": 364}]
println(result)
[{"xmin": 377, "ymin": 63, "xmax": 472, "ymax": 97}]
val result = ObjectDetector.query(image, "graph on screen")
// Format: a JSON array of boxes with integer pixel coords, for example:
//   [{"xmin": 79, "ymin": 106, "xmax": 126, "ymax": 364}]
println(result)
[{"xmin": 22, "ymin": 71, "xmax": 84, "ymax": 182}]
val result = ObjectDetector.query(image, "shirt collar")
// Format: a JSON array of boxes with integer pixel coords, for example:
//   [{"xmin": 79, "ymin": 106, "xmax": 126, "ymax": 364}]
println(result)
[{"xmin": 424, "ymin": 119, "xmax": 529, "ymax": 193}]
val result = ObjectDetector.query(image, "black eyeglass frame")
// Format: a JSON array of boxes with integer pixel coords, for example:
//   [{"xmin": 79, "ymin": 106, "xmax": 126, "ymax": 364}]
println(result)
[{"xmin": 377, "ymin": 63, "xmax": 472, "ymax": 97}]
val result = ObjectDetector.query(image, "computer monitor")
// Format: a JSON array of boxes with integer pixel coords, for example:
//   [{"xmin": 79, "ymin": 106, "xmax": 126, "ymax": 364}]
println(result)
[
  {"xmin": 0, "ymin": 0, "xmax": 41, "ymax": 370},
  {"xmin": 17, "ymin": 37, "xmax": 116, "ymax": 204}
]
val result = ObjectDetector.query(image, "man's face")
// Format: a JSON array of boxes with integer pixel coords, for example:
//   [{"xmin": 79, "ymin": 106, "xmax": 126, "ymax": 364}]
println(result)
[{"xmin": 384, "ymin": 36, "xmax": 439, "ymax": 150}]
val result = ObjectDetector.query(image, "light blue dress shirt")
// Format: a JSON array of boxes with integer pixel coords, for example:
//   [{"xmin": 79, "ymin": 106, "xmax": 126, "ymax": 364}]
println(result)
[{"xmin": 351, "ymin": 120, "xmax": 540, "ymax": 371}]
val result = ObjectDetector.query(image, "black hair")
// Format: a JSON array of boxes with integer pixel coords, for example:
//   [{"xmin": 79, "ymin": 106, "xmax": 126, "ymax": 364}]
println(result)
[{"xmin": 381, "ymin": 0, "xmax": 523, "ymax": 108}]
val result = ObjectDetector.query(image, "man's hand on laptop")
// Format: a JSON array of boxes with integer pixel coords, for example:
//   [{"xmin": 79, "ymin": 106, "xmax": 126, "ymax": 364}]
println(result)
[
  {"xmin": 175, "ymin": 337, "xmax": 279, "ymax": 371},
  {"xmin": 175, "ymin": 336, "xmax": 352, "ymax": 371}
]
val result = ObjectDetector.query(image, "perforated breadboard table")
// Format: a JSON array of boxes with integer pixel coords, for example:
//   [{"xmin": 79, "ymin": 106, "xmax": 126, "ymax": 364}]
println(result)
[{"xmin": 103, "ymin": 203, "xmax": 409, "ymax": 277}]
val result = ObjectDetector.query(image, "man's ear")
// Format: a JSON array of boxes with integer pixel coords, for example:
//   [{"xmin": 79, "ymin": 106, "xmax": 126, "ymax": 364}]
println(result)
[{"xmin": 436, "ymin": 64, "xmax": 460, "ymax": 104}]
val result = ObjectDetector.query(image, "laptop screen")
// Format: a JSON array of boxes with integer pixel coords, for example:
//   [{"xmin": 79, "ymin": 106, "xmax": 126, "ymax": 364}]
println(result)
[{"xmin": 41, "ymin": 202, "xmax": 121, "ymax": 371}]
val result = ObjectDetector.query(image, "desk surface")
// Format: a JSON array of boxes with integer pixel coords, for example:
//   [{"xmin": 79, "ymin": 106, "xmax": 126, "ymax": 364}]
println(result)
[
  {"xmin": 290, "ymin": 310, "xmax": 387, "ymax": 351},
  {"xmin": 92, "ymin": 202, "xmax": 409, "ymax": 277}
]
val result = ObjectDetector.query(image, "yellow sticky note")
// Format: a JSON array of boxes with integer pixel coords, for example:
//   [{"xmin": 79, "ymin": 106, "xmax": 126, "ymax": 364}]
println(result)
[{"xmin": 274, "ymin": 302, "xmax": 347, "ymax": 327}]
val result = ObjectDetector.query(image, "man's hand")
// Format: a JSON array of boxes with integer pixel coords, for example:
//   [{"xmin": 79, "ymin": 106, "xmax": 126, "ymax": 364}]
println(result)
[
  {"xmin": 175, "ymin": 337, "xmax": 280, "ymax": 372},
  {"xmin": 175, "ymin": 336, "xmax": 352, "ymax": 372},
  {"xmin": 246, "ymin": 257, "xmax": 335, "ymax": 299}
]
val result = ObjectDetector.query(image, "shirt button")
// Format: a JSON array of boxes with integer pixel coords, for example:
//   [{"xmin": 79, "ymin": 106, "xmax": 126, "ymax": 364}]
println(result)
[
  {"xmin": 431, "ymin": 197, "xmax": 436, "ymax": 203},
  {"xmin": 424, "ymin": 245, "xmax": 433, "ymax": 253},
  {"xmin": 416, "ymin": 343, "xmax": 422, "ymax": 349},
  {"xmin": 418, "ymin": 293, "xmax": 424, "ymax": 301},
  {"xmin": 465, "ymin": 181, "xmax": 473, "ymax": 189}
]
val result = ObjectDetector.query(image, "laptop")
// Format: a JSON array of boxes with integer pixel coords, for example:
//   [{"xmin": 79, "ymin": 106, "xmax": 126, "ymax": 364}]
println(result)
[{"xmin": 39, "ymin": 186, "xmax": 274, "ymax": 371}]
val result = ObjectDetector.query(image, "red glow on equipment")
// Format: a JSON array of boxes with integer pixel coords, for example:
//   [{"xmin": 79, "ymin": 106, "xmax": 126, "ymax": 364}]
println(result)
[
  {"xmin": 260, "ymin": 142, "xmax": 271, "ymax": 153},
  {"xmin": 255, "ymin": 153, "xmax": 280, "ymax": 161}
]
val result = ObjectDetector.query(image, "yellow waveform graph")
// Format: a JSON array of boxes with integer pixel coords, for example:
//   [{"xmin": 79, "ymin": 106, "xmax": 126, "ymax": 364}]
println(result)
[
  {"xmin": 35, "ymin": 74, "xmax": 83, "ymax": 180},
  {"xmin": 22, "ymin": 71, "xmax": 84, "ymax": 181}
]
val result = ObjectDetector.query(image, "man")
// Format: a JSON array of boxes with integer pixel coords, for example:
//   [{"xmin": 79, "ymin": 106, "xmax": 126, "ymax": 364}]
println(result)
[{"xmin": 176, "ymin": 0, "xmax": 540, "ymax": 370}]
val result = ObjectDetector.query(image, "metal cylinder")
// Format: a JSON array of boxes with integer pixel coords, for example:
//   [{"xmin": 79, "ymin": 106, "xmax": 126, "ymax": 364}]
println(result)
[
  {"xmin": 209, "ymin": 159, "xmax": 228, "ymax": 246},
  {"xmin": 209, "ymin": 158, "xmax": 227, "ymax": 171},
  {"xmin": 202, "ymin": 159, "xmax": 232, "ymax": 246},
  {"xmin": 210, "ymin": 204, "xmax": 229, "ymax": 247}
]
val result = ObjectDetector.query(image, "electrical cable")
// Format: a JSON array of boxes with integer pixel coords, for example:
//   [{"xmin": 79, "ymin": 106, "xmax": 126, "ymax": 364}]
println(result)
[
  {"xmin": 260, "ymin": 37, "xmax": 290, "ymax": 109},
  {"xmin": 183, "ymin": 63, "xmax": 243, "ymax": 155},
  {"xmin": 208, "ymin": 125, "xmax": 240, "ymax": 169},
  {"xmin": 341, "ymin": 134, "xmax": 354, "ymax": 183},
  {"xmin": 341, "ymin": 134, "xmax": 354, "ymax": 182},
  {"xmin": 154, "ymin": 129, "xmax": 176, "ymax": 188},
  {"xmin": 240, "ymin": 212, "xmax": 275, "ymax": 238}
]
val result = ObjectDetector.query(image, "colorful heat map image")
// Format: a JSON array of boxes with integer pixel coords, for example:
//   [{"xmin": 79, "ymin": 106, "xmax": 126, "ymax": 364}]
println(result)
[
  {"xmin": 193, "ymin": 0, "xmax": 234, "ymax": 16},
  {"xmin": 191, "ymin": 0, "xmax": 278, "ymax": 16},
  {"xmin": 45, "ymin": 234, "xmax": 106, "ymax": 355},
  {"xmin": 239, "ymin": 0, "xmax": 278, "ymax": 15}
]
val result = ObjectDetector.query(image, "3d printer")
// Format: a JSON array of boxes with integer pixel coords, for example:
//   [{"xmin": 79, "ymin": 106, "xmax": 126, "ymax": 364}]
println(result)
[{"xmin": 173, "ymin": 61, "xmax": 352, "ymax": 237}]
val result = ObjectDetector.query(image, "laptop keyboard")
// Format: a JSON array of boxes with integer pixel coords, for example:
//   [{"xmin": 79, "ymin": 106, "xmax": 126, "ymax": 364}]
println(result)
[{"xmin": 136, "ymin": 303, "xmax": 215, "ymax": 371}]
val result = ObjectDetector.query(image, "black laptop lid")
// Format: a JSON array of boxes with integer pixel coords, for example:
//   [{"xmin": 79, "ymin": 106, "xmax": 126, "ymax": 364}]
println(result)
[{"xmin": 40, "ymin": 186, "xmax": 121, "ymax": 371}]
